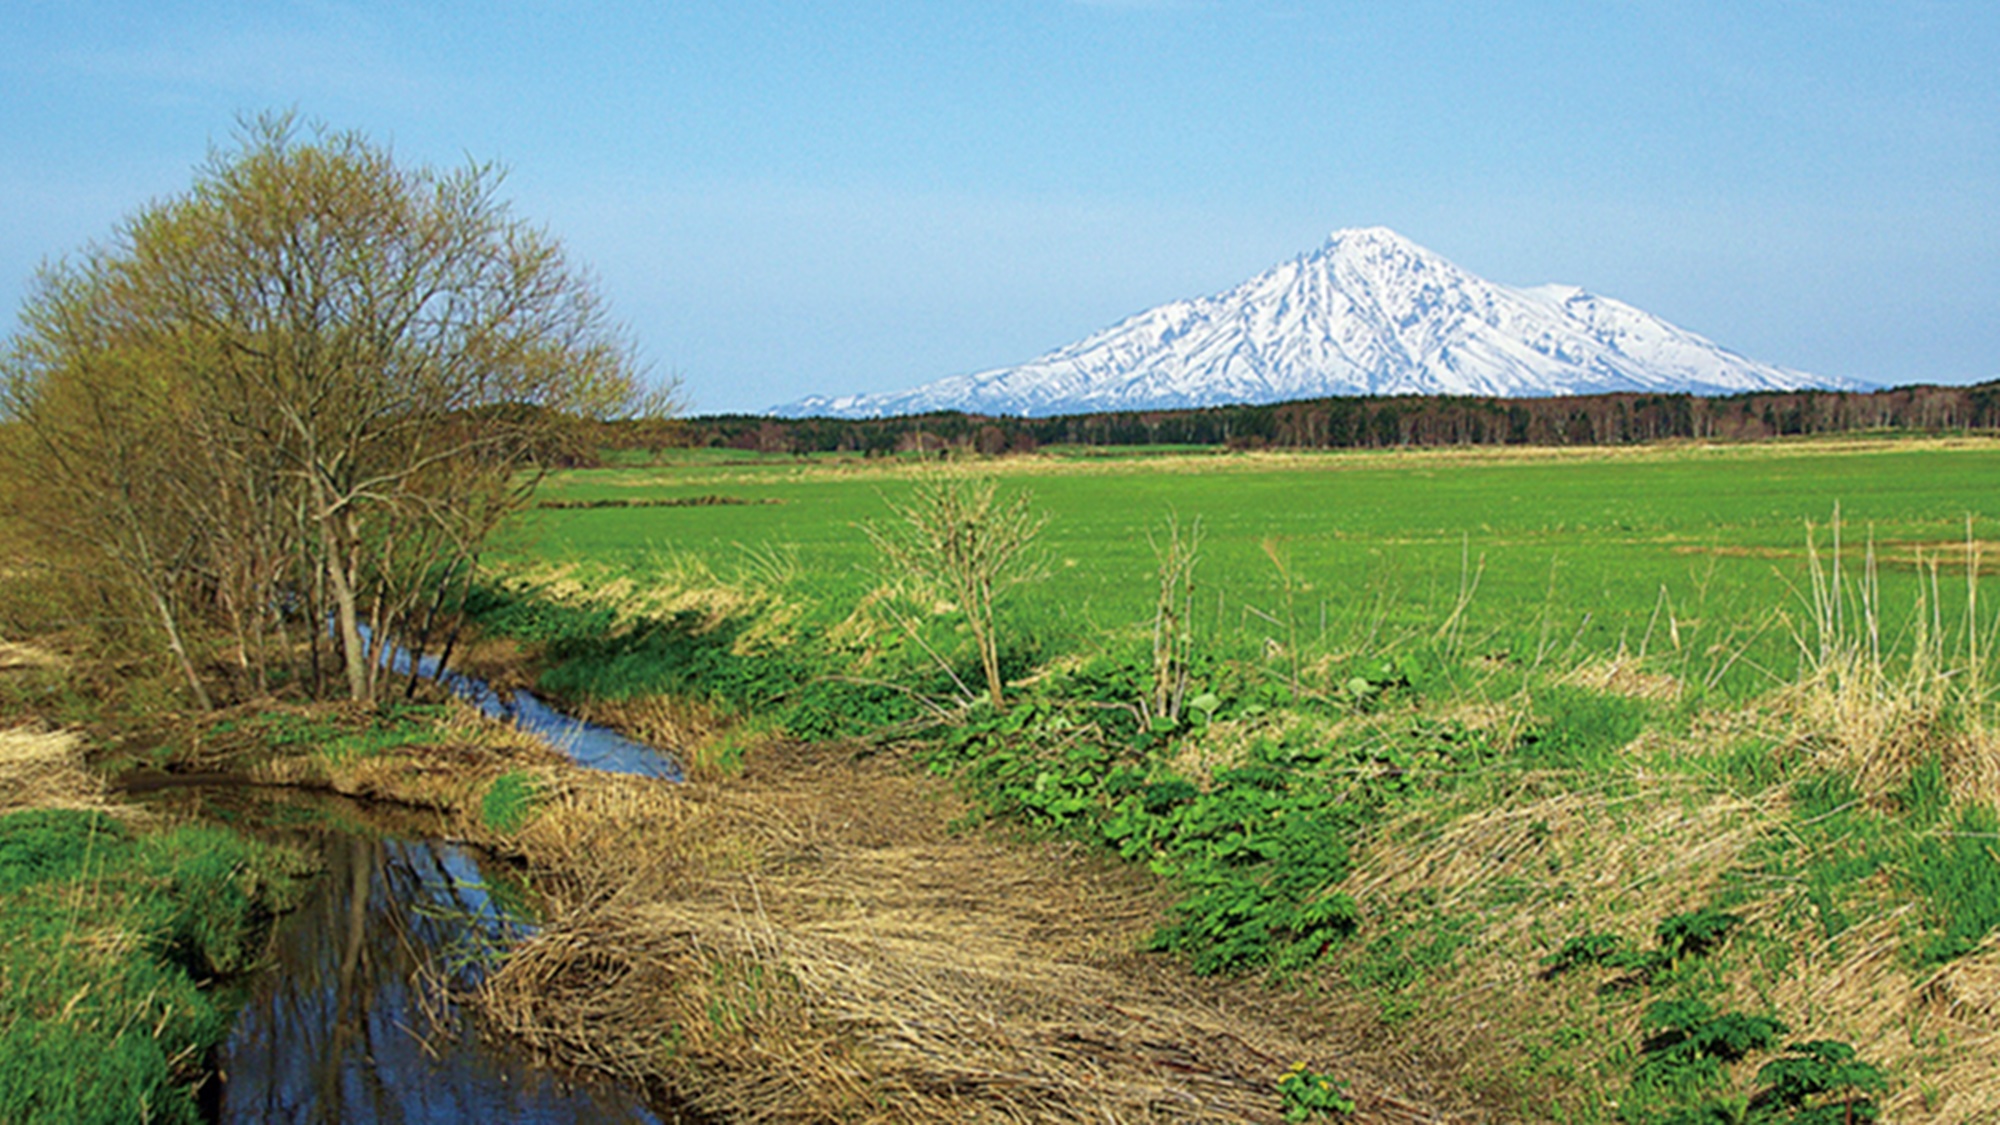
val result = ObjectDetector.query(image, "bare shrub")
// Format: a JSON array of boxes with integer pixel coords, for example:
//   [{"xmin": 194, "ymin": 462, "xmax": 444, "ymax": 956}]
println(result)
[
  {"xmin": 1148, "ymin": 512, "xmax": 1202, "ymax": 725},
  {"xmin": 863, "ymin": 474, "xmax": 1047, "ymax": 708}
]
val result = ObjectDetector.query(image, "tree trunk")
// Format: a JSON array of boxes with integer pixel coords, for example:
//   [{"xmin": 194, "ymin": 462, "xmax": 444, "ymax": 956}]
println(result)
[
  {"xmin": 314, "ymin": 476, "xmax": 370, "ymax": 702},
  {"xmin": 146, "ymin": 583, "xmax": 214, "ymax": 712}
]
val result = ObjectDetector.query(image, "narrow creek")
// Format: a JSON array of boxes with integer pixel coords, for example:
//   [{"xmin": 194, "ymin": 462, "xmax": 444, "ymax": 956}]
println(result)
[
  {"xmin": 127, "ymin": 647, "xmax": 693, "ymax": 1123},
  {"xmin": 139, "ymin": 784, "xmax": 679, "ymax": 1124},
  {"xmin": 364, "ymin": 625, "xmax": 681, "ymax": 779}
]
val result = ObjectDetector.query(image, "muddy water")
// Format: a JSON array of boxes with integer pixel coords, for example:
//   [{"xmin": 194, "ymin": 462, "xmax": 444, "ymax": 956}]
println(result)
[{"xmin": 139, "ymin": 785, "xmax": 684, "ymax": 1125}]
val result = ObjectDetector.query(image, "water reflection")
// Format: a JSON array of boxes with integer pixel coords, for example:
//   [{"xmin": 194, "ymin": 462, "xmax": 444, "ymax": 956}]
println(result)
[{"xmin": 145, "ymin": 787, "xmax": 673, "ymax": 1125}]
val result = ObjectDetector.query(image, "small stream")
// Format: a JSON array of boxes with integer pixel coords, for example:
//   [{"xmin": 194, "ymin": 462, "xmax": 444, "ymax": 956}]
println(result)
[
  {"xmin": 137, "ymin": 785, "xmax": 685, "ymax": 1125},
  {"xmin": 365, "ymin": 625, "xmax": 682, "ymax": 780},
  {"xmin": 132, "ymin": 643, "xmax": 692, "ymax": 1123}
]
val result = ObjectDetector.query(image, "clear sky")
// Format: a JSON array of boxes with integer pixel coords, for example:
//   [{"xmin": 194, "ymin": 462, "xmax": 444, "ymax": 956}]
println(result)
[{"xmin": 5, "ymin": 1, "xmax": 1996, "ymax": 413}]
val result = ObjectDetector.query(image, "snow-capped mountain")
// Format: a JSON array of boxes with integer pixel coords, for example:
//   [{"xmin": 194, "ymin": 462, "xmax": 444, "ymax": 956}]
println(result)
[{"xmin": 772, "ymin": 227, "xmax": 1865, "ymax": 418}]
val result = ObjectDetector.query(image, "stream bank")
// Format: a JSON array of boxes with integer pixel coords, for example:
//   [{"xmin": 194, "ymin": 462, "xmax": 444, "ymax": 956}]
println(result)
[
  {"xmin": 2, "ymin": 652, "xmax": 694, "ymax": 1123},
  {"xmin": 14, "ymin": 648, "xmax": 1460, "ymax": 1122},
  {"xmin": 135, "ymin": 782, "xmax": 681, "ymax": 1124}
]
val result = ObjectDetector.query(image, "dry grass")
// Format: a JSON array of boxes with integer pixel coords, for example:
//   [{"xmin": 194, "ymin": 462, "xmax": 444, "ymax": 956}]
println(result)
[
  {"xmin": 626, "ymin": 434, "xmax": 1998, "ymax": 493},
  {"xmin": 1778, "ymin": 517, "xmax": 1998, "ymax": 804},
  {"xmin": 0, "ymin": 640, "xmax": 64, "ymax": 672},
  {"xmin": 479, "ymin": 742, "xmax": 1460, "ymax": 1123},
  {"xmin": 1335, "ymin": 773, "xmax": 1781, "ymax": 1083},
  {"xmin": 498, "ymin": 553, "xmax": 806, "ymax": 650},
  {"xmin": 1318, "ymin": 720, "xmax": 2000, "ymax": 1123},
  {"xmin": 0, "ymin": 724, "xmax": 120, "ymax": 815},
  {"xmin": 1561, "ymin": 656, "xmax": 1682, "ymax": 702},
  {"xmin": 574, "ymin": 694, "xmax": 736, "ymax": 776}
]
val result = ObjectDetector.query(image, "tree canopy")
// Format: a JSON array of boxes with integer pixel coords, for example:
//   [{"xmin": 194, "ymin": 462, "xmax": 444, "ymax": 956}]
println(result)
[{"xmin": 2, "ymin": 113, "xmax": 650, "ymax": 703}]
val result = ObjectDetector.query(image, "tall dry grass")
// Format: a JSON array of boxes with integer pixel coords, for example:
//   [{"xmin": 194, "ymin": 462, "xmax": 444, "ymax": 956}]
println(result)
[{"xmin": 1783, "ymin": 511, "xmax": 1999, "ymax": 802}]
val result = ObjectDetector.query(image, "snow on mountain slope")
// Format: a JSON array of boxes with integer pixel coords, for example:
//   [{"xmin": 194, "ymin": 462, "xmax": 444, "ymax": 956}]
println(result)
[{"xmin": 773, "ymin": 227, "xmax": 1865, "ymax": 418}]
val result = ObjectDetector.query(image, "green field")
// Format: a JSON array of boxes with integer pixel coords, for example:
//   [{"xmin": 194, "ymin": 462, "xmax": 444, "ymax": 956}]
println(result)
[{"xmin": 506, "ymin": 437, "xmax": 2000, "ymax": 703}]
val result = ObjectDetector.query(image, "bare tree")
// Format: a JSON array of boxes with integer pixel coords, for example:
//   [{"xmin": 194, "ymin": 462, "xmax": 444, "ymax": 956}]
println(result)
[{"xmin": 2, "ymin": 112, "xmax": 654, "ymax": 704}]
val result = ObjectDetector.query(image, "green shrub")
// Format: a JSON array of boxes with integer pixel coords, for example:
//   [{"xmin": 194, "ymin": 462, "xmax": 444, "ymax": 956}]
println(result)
[{"xmin": 1755, "ymin": 1040, "xmax": 1886, "ymax": 1120}]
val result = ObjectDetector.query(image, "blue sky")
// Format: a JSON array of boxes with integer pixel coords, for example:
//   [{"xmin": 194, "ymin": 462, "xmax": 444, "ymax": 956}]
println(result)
[{"xmin": 5, "ymin": 2, "xmax": 1996, "ymax": 413}]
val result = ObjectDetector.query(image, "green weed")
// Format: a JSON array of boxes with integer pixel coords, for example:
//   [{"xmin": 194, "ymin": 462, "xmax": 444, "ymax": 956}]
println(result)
[
  {"xmin": 1907, "ymin": 803, "xmax": 2000, "ymax": 964},
  {"xmin": 481, "ymin": 770, "xmax": 543, "ymax": 834},
  {"xmin": 1277, "ymin": 1060, "xmax": 1356, "ymax": 1119}
]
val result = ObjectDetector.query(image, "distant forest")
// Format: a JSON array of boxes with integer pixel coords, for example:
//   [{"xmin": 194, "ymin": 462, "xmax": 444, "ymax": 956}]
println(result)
[{"xmin": 601, "ymin": 383, "xmax": 2000, "ymax": 460}]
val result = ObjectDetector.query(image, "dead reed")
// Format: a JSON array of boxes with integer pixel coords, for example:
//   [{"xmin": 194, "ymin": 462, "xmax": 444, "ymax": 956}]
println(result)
[
  {"xmin": 478, "ymin": 744, "xmax": 1458, "ymax": 1123},
  {"xmin": 1782, "ymin": 511, "xmax": 1999, "ymax": 803},
  {"xmin": 0, "ymin": 724, "xmax": 117, "ymax": 814}
]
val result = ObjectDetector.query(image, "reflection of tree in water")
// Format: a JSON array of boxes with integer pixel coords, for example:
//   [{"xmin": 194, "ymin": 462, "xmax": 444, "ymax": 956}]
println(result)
[{"xmin": 193, "ymin": 794, "xmax": 665, "ymax": 1125}]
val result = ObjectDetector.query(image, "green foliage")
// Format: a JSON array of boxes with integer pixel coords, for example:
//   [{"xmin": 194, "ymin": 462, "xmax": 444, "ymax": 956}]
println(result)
[
  {"xmin": 1655, "ymin": 908, "xmax": 1745, "ymax": 964},
  {"xmin": 481, "ymin": 770, "xmax": 543, "ymax": 834},
  {"xmin": 923, "ymin": 656, "xmax": 1504, "ymax": 976},
  {"xmin": 1755, "ymin": 1040, "xmax": 1885, "ymax": 1120},
  {"xmin": 1556, "ymin": 905, "xmax": 1888, "ymax": 1124},
  {"xmin": 1638, "ymin": 1000, "xmax": 1787, "ymax": 1068},
  {"xmin": 1536, "ymin": 909, "xmax": 1826, "ymax": 1120},
  {"xmin": 1277, "ymin": 1061, "xmax": 1356, "ymax": 1119},
  {"xmin": 1547, "ymin": 908, "xmax": 1741, "ymax": 984},
  {"xmin": 1543, "ymin": 931, "xmax": 1629, "ymax": 975}
]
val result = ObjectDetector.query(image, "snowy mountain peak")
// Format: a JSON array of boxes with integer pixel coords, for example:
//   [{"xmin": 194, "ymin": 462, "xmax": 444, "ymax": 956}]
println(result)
[{"xmin": 773, "ymin": 229, "xmax": 1866, "ymax": 419}]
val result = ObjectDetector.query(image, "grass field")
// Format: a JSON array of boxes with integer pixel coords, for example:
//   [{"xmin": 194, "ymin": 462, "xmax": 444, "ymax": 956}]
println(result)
[
  {"xmin": 507, "ymin": 436, "xmax": 2000, "ymax": 704},
  {"xmin": 460, "ymin": 434, "xmax": 2000, "ymax": 1121}
]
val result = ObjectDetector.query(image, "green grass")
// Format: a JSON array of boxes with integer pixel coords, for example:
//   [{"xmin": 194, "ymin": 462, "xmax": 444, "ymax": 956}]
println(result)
[
  {"xmin": 235, "ymin": 703, "xmax": 450, "ymax": 765},
  {"xmin": 503, "ymin": 439, "xmax": 2000, "ymax": 706},
  {"xmin": 481, "ymin": 770, "xmax": 543, "ymax": 834},
  {"xmin": 0, "ymin": 807, "xmax": 305, "ymax": 1124}
]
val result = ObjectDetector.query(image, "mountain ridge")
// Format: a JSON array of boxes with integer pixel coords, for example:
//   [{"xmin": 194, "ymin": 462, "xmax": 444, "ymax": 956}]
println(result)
[{"xmin": 773, "ymin": 227, "xmax": 1866, "ymax": 419}]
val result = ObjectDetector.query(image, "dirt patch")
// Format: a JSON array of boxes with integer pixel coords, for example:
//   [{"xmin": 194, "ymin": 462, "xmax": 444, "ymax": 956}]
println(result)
[
  {"xmin": 479, "ymin": 741, "xmax": 1464, "ymax": 1123},
  {"xmin": 1872, "ymin": 538, "xmax": 2000, "ymax": 575}
]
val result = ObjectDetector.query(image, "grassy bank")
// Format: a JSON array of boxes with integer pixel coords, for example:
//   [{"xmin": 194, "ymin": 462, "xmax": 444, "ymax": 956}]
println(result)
[
  {"xmin": 0, "ymin": 727, "xmax": 308, "ymax": 1124},
  {"xmin": 456, "ymin": 436, "xmax": 2000, "ymax": 1121}
]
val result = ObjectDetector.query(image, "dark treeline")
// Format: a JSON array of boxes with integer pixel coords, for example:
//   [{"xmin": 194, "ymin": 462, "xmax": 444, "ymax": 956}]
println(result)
[{"xmin": 616, "ymin": 382, "xmax": 2000, "ymax": 458}]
